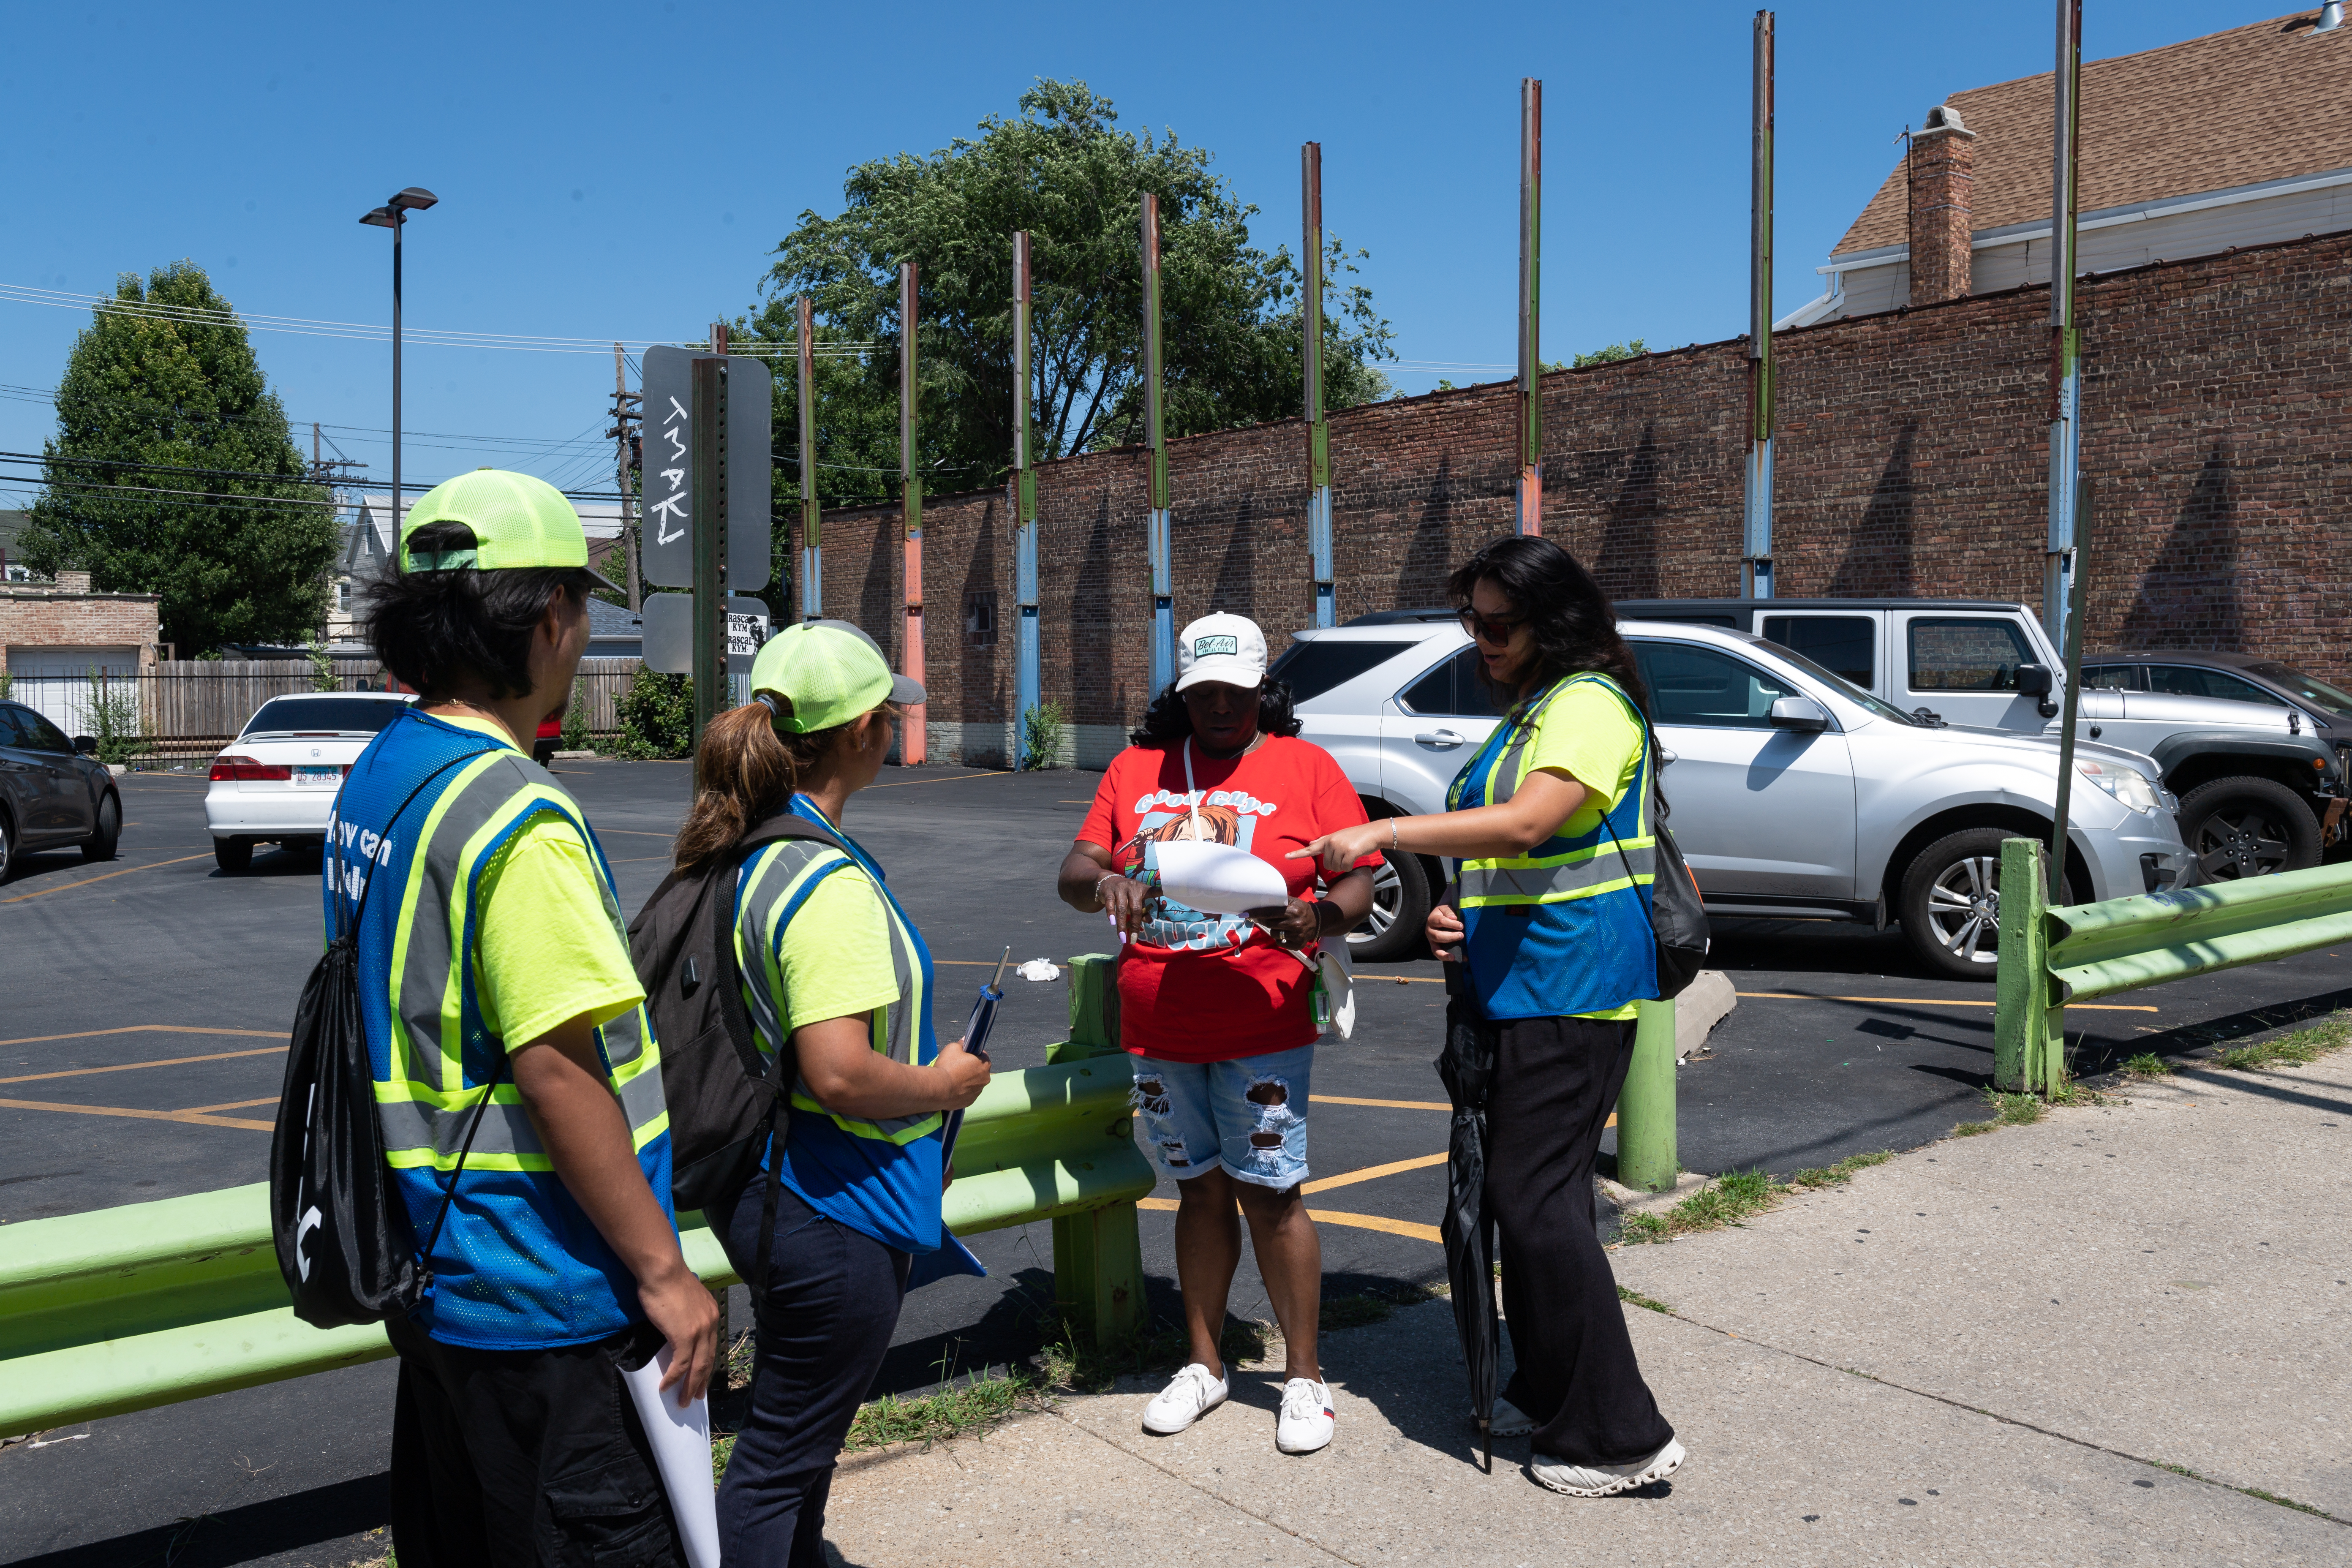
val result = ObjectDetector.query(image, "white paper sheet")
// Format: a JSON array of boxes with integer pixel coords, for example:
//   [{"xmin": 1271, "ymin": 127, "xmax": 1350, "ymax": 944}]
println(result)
[
  {"xmin": 1154, "ymin": 839, "xmax": 1288, "ymax": 915},
  {"xmin": 620, "ymin": 1343, "xmax": 721, "ymax": 1568}
]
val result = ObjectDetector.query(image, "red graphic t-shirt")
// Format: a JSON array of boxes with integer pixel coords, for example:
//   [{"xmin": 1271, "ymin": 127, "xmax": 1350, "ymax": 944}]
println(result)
[{"xmin": 1075, "ymin": 735, "xmax": 1382, "ymax": 1063}]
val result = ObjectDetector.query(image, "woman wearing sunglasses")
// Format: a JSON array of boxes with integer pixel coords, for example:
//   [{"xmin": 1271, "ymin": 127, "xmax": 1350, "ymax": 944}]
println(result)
[{"xmin": 1294, "ymin": 535, "xmax": 1683, "ymax": 1498}]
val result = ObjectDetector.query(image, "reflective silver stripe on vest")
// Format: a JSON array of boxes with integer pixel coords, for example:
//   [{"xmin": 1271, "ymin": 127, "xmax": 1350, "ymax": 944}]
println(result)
[
  {"xmin": 379, "ymin": 750, "xmax": 664, "ymax": 1168},
  {"xmin": 1482, "ymin": 685, "xmax": 1569, "ymax": 809},
  {"xmin": 736, "ymin": 835, "xmax": 937, "ymax": 1144},
  {"xmin": 1459, "ymin": 675, "xmax": 1654, "ymax": 905},
  {"xmin": 1459, "ymin": 838, "xmax": 1655, "ymax": 902}
]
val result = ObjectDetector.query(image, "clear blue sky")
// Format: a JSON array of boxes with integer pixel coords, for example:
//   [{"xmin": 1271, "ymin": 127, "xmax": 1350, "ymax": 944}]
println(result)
[{"xmin": 0, "ymin": 0, "xmax": 2293, "ymax": 509}]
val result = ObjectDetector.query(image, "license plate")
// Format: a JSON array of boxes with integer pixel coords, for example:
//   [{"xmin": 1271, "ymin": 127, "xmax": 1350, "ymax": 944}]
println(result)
[{"xmin": 294, "ymin": 766, "xmax": 342, "ymax": 786}]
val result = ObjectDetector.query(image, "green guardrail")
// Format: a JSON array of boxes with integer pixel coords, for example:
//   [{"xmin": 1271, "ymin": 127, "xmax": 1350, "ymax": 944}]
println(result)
[
  {"xmin": 1995, "ymin": 838, "xmax": 2352, "ymax": 1093},
  {"xmin": 0, "ymin": 955, "xmax": 1151, "ymax": 1439}
]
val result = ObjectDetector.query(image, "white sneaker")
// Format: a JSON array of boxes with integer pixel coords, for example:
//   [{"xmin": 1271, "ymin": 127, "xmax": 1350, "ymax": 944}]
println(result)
[
  {"xmin": 1141, "ymin": 1362, "xmax": 1228, "ymax": 1435},
  {"xmin": 1474, "ymin": 1396, "xmax": 1536, "ymax": 1438},
  {"xmin": 1529, "ymin": 1437, "xmax": 1685, "ymax": 1497},
  {"xmin": 1276, "ymin": 1377, "xmax": 1336, "ymax": 1454}
]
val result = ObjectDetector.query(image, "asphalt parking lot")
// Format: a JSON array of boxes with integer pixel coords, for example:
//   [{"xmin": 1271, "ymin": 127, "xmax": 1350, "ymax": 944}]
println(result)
[{"xmin": 4, "ymin": 757, "xmax": 2347, "ymax": 1567}]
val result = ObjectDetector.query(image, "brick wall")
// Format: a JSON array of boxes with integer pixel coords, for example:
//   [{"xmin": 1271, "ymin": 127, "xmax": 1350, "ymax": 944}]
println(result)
[
  {"xmin": 1, "ymin": 586, "xmax": 164, "ymax": 668},
  {"xmin": 814, "ymin": 228, "xmax": 2352, "ymax": 763}
]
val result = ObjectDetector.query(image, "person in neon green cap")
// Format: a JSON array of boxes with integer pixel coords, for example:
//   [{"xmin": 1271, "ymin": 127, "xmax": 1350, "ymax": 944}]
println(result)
[
  {"xmin": 670, "ymin": 617, "xmax": 987, "ymax": 1563},
  {"xmin": 348, "ymin": 468, "xmax": 714, "ymax": 1565}
]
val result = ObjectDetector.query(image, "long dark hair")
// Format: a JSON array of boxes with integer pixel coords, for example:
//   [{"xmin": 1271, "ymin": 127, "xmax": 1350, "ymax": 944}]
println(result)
[
  {"xmin": 672, "ymin": 697, "xmax": 853, "ymax": 871},
  {"xmin": 365, "ymin": 521, "xmax": 601, "ymax": 700},
  {"xmin": 1446, "ymin": 536, "xmax": 1650, "ymax": 717},
  {"xmin": 1128, "ymin": 678, "xmax": 1305, "ymax": 748}
]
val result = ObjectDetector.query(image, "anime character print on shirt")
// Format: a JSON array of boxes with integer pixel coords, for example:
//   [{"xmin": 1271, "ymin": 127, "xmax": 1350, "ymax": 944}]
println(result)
[{"xmin": 1116, "ymin": 785, "xmax": 1281, "ymax": 953}]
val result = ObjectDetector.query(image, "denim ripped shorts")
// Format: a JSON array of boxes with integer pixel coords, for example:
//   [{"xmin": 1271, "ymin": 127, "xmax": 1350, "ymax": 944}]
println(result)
[{"xmin": 1128, "ymin": 1043, "xmax": 1312, "ymax": 1190}]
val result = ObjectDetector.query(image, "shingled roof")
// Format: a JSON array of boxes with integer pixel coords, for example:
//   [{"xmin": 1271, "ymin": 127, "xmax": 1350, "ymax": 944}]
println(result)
[{"xmin": 1832, "ymin": 11, "xmax": 2352, "ymax": 257}]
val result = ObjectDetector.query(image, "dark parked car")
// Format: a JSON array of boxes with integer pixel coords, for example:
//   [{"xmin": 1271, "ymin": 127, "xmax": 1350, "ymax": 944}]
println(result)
[{"xmin": 0, "ymin": 699, "xmax": 122, "ymax": 882}]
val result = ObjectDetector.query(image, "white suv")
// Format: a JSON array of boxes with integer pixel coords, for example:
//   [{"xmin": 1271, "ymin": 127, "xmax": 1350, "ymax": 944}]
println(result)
[{"xmin": 1277, "ymin": 615, "xmax": 2189, "ymax": 981}]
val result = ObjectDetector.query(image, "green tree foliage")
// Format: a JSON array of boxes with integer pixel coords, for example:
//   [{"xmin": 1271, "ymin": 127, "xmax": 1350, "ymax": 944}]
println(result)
[
  {"xmin": 21, "ymin": 263, "xmax": 338, "ymax": 656},
  {"xmin": 737, "ymin": 80, "xmax": 1395, "ymax": 517},
  {"xmin": 615, "ymin": 669, "xmax": 694, "ymax": 760},
  {"xmin": 1571, "ymin": 339, "xmax": 1647, "ymax": 368}
]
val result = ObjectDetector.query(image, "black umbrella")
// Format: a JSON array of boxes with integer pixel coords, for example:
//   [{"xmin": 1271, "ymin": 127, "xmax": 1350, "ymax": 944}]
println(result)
[{"xmin": 1435, "ymin": 962, "xmax": 1502, "ymax": 1473}]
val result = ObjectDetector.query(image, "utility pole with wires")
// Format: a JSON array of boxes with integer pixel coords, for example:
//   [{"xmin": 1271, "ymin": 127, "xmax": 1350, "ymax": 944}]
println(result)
[
  {"xmin": 2045, "ymin": 0, "xmax": 2086, "ymax": 656},
  {"xmin": 798, "ymin": 296, "xmax": 821, "ymax": 622},
  {"xmin": 1141, "ymin": 195, "xmax": 1175, "ymax": 693},
  {"xmin": 608, "ymin": 343, "xmax": 642, "ymax": 611},
  {"xmin": 1742, "ymin": 10, "xmax": 1777, "ymax": 598},
  {"xmin": 306, "ymin": 422, "xmax": 365, "ymax": 489},
  {"xmin": 1302, "ymin": 142, "xmax": 1335, "ymax": 629},
  {"xmin": 899, "ymin": 261, "xmax": 927, "ymax": 763},
  {"xmin": 1516, "ymin": 78, "xmax": 1544, "ymax": 537}
]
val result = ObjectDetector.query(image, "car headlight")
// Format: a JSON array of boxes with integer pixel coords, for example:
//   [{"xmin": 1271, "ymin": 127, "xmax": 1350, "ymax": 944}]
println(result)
[{"xmin": 2078, "ymin": 759, "xmax": 2160, "ymax": 813}]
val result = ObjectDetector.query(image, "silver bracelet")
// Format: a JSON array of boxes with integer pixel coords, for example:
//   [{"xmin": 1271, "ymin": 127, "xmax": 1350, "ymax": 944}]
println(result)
[
  {"xmin": 1390, "ymin": 817, "xmax": 1402, "ymax": 851},
  {"xmin": 1093, "ymin": 871, "xmax": 1120, "ymax": 905}
]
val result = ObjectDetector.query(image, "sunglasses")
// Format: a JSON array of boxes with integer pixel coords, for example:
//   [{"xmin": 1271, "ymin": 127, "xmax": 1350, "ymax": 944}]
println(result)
[{"xmin": 1456, "ymin": 606, "xmax": 1530, "ymax": 645}]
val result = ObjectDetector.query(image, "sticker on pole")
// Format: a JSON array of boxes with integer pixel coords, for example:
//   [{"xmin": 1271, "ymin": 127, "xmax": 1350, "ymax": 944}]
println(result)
[{"xmin": 642, "ymin": 593, "xmax": 773, "ymax": 676}]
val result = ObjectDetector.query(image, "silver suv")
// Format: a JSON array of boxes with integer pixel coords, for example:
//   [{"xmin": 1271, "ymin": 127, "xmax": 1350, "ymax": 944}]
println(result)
[{"xmin": 1281, "ymin": 616, "xmax": 2189, "ymax": 981}]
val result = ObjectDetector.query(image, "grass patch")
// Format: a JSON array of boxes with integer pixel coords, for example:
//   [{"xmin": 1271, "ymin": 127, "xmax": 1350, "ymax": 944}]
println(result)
[
  {"xmin": 2210, "ymin": 1012, "xmax": 2350, "ymax": 1073},
  {"xmin": 1617, "ymin": 1286, "xmax": 1673, "ymax": 1315},
  {"xmin": 2240, "ymin": 1487, "xmax": 2331, "ymax": 1518},
  {"xmin": 1952, "ymin": 1088, "xmax": 2048, "ymax": 1138},
  {"xmin": 1040, "ymin": 1314, "xmax": 1275, "ymax": 1395},
  {"xmin": 1615, "ymin": 1153, "xmax": 1894, "ymax": 1246},
  {"xmin": 2122, "ymin": 1052, "xmax": 2173, "ymax": 1078}
]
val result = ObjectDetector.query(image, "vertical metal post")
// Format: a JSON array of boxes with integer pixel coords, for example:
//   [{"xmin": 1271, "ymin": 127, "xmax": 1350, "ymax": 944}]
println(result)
[
  {"xmin": 1993, "ymin": 835, "xmax": 2052, "ymax": 1093},
  {"xmin": 390, "ymin": 209, "xmax": 403, "ymax": 537},
  {"xmin": 2045, "ymin": 0, "xmax": 2085, "ymax": 654},
  {"xmin": 899, "ymin": 261, "xmax": 926, "ymax": 764},
  {"xmin": 1012, "ymin": 232, "xmax": 1041, "ymax": 768},
  {"xmin": 1516, "ymin": 79, "xmax": 1543, "ymax": 537},
  {"xmin": 2048, "ymin": 477, "xmax": 2092, "ymax": 901},
  {"xmin": 1616, "ymin": 998, "xmax": 1679, "ymax": 1192},
  {"xmin": 1141, "ymin": 195, "xmax": 1175, "ymax": 693},
  {"xmin": 691, "ymin": 352, "xmax": 727, "ymax": 788},
  {"xmin": 797, "ymin": 297, "xmax": 821, "ymax": 623},
  {"xmin": 615, "ymin": 342, "xmax": 641, "ymax": 612},
  {"xmin": 1742, "ymin": 11, "xmax": 1777, "ymax": 599},
  {"xmin": 1302, "ymin": 144, "xmax": 1335, "ymax": 629}
]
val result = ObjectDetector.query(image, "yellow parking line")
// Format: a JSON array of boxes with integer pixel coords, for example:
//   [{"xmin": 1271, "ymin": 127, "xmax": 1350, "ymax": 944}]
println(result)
[
  {"xmin": 0, "ymin": 1095, "xmax": 274, "ymax": 1131},
  {"xmin": 1736, "ymin": 991, "xmax": 2159, "ymax": 1013},
  {"xmin": 0, "ymin": 1024, "xmax": 282, "ymax": 1048},
  {"xmin": 0, "ymin": 1045, "xmax": 285, "ymax": 1085},
  {"xmin": 1301, "ymin": 1153, "xmax": 1448, "ymax": 1193},
  {"xmin": 1136, "ymin": 1195, "xmax": 1442, "ymax": 1245},
  {"xmin": 870, "ymin": 770, "xmax": 1012, "ymax": 789},
  {"xmin": 1, "ymin": 851, "xmax": 215, "ymax": 904},
  {"xmin": 180, "ymin": 1097, "xmax": 278, "ymax": 1115},
  {"xmin": 1312, "ymin": 1094, "xmax": 1452, "ymax": 1111}
]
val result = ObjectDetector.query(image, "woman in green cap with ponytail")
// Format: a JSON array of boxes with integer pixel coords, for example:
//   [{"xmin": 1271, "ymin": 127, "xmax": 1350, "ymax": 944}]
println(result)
[{"xmin": 670, "ymin": 620, "xmax": 990, "ymax": 1566}]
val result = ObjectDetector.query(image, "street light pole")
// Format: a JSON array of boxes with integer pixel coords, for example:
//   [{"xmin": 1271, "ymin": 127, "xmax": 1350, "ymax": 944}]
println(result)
[{"xmin": 360, "ymin": 188, "xmax": 438, "ymax": 535}]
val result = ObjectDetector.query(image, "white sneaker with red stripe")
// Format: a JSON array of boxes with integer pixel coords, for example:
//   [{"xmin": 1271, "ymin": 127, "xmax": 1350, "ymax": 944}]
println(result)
[{"xmin": 1276, "ymin": 1377, "xmax": 1336, "ymax": 1454}]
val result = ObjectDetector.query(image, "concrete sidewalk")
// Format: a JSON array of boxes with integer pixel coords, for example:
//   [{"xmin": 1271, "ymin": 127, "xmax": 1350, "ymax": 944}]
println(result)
[{"xmin": 819, "ymin": 1055, "xmax": 2352, "ymax": 1565}]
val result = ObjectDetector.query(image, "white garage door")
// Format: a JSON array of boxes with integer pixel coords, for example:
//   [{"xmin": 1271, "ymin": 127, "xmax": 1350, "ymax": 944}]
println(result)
[{"xmin": 6, "ymin": 645, "xmax": 140, "ymax": 734}]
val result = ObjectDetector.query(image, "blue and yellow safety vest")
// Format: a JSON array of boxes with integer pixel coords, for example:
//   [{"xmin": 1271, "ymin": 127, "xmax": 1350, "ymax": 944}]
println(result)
[
  {"xmin": 1448, "ymin": 673, "xmax": 1659, "ymax": 1020},
  {"xmin": 326, "ymin": 709, "xmax": 670, "ymax": 1348}
]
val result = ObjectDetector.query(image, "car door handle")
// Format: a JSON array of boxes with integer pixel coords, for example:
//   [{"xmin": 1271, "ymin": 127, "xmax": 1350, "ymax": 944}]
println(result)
[
  {"xmin": 1658, "ymin": 748, "xmax": 1679, "ymax": 766},
  {"xmin": 1415, "ymin": 729, "xmax": 1467, "ymax": 749}
]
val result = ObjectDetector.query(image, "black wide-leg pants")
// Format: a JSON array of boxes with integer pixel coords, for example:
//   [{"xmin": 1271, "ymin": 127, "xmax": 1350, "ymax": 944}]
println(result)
[{"xmin": 1486, "ymin": 1013, "xmax": 1676, "ymax": 1467}]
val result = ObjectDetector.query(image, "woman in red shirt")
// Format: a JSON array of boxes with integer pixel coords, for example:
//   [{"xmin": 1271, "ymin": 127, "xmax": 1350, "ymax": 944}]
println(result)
[{"xmin": 1058, "ymin": 612, "xmax": 1379, "ymax": 1457}]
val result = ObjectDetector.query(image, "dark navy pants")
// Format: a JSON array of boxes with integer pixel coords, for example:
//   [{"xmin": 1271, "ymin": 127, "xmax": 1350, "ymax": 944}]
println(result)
[{"xmin": 712, "ymin": 1175, "xmax": 909, "ymax": 1568}]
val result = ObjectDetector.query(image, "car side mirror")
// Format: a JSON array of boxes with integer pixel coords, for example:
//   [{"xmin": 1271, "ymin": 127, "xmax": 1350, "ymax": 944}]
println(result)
[
  {"xmin": 72, "ymin": 735, "xmax": 98, "ymax": 755},
  {"xmin": 2014, "ymin": 664, "xmax": 2053, "ymax": 696},
  {"xmin": 1768, "ymin": 696, "xmax": 1830, "ymax": 732}
]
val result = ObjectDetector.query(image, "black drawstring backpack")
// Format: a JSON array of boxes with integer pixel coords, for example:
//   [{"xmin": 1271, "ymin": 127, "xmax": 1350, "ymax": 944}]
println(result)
[
  {"xmin": 269, "ymin": 748, "xmax": 502, "ymax": 1328},
  {"xmin": 1599, "ymin": 712, "xmax": 1712, "ymax": 999}
]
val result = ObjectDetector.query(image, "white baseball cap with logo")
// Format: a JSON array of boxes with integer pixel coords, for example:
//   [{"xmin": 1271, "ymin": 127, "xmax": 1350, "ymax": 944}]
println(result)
[{"xmin": 1174, "ymin": 612, "xmax": 1269, "ymax": 693}]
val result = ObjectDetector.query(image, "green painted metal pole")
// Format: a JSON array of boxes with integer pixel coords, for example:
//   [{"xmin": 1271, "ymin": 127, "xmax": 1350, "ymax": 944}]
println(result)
[
  {"xmin": 2049, "ymin": 477, "xmax": 2092, "ymax": 899},
  {"xmin": 1616, "ymin": 997, "xmax": 1678, "ymax": 1192},
  {"xmin": 1994, "ymin": 835, "xmax": 2050, "ymax": 1092}
]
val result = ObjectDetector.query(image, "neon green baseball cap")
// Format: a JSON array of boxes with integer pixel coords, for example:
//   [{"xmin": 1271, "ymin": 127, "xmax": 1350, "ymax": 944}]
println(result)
[
  {"xmin": 398, "ymin": 468, "xmax": 623, "ymax": 592},
  {"xmin": 750, "ymin": 619, "xmax": 925, "ymax": 733}
]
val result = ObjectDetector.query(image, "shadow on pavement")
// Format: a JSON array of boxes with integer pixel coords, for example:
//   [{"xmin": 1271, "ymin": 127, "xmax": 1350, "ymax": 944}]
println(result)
[{"xmin": 9, "ymin": 1473, "xmax": 388, "ymax": 1568}]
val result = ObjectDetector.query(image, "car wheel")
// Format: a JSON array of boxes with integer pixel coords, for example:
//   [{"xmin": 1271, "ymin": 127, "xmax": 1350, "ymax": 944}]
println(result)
[
  {"xmin": 2178, "ymin": 776, "xmax": 2321, "ymax": 882},
  {"xmin": 0, "ymin": 811, "xmax": 14, "ymax": 885},
  {"xmin": 1898, "ymin": 828, "xmax": 2079, "ymax": 983},
  {"xmin": 214, "ymin": 836, "xmax": 253, "ymax": 875},
  {"xmin": 1347, "ymin": 841, "xmax": 1434, "ymax": 963},
  {"xmin": 81, "ymin": 792, "xmax": 120, "ymax": 862}
]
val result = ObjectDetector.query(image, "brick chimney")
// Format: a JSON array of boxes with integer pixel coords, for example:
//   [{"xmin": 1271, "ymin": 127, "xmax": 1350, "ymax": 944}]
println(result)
[
  {"xmin": 57, "ymin": 569, "xmax": 93, "ymax": 592},
  {"xmin": 1906, "ymin": 103, "xmax": 1976, "ymax": 305}
]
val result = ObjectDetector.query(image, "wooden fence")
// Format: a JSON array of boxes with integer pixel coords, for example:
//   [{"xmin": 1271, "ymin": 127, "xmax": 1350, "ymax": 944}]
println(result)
[{"xmin": 4, "ymin": 658, "xmax": 646, "ymax": 760}]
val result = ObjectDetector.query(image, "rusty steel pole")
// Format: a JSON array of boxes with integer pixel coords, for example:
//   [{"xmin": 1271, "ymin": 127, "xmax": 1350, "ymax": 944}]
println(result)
[
  {"xmin": 1743, "ymin": 11, "xmax": 1777, "ymax": 599},
  {"xmin": 1516, "ymin": 79, "xmax": 1543, "ymax": 536},
  {"xmin": 1141, "ymin": 194, "xmax": 1174, "ymax": 692},
  {"xmin": 2044, "ymin": 0, "xmax": 2085, "ymax": 655},
  {"xmin": 797, "ymin": 296, "xmax": 820, "ymax": 622},
  {"xmin": 1012, "ymin": 232, "xmax": 1041, "ymax": 767},
  {"xmin": 899, "ymin": 261, "xmax": 926, "ymax": 763},
  {"xmin": 1303, "ymin": 142, "xmax": 1334, "ymax": 629}
]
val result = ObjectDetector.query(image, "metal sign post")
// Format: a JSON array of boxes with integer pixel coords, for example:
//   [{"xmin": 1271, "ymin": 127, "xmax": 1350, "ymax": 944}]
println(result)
[
  {"xmin": 2045, "ymin": 0, "xmax": 2085, "ymax": 654},
  {"xmin": 1742, "ymin": 10, "xmax": 1777, "ymax": 598},
  {"xmin": 1302, "ymin": 142, "xmax": 1334, "ymax": 629},
  {"xmin": 1516, "ymin": 78, "xmax": 1544, "ymax": 537},
  {"xmin": 691, "ymin": 353, "xmax": 727, "ymax": 775},
  {"xmin": 1012, "ymin": 231, "xmax": 1041, "ymax": 768},
  {"xmin": 798, "ymin": 296, "xmax": 821, "ymax": 622},
  {"xmin": 2049, "ymin": 477, "xmax": 2093, "ymax": 901}
]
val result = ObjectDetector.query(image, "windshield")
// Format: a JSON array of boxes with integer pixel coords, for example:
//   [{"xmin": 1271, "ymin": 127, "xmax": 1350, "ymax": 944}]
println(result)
[
  {"xmin": 2243, "ymin": 662, "xmax": 2352, "ymax": 718},
  {"xmin": 1755, "ymin": 640, "xmax": 1918, "ymax": 725},
  {"xmin": 243, "ymin": 697, "xmax": 410, "ymax": 735}
]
